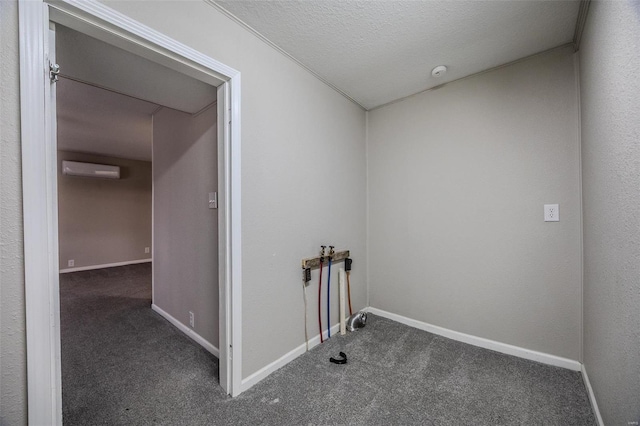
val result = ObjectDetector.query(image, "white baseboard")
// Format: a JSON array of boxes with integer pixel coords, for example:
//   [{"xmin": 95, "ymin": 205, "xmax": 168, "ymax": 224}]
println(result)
[
  {"xmin": 366, "ymin": 307, "xmax": 582, "ymax": 371},
  {"xmin": 59, "ymin": 258, "xmax": 152, "ymax": 273},
  {"xmin": 241, "ymin": 322, "xmax": 342, "ymax": 393},
  {"xmin": 240, "ymin": 307, "xmax": 585, "ymax": 396},
  {"xmin": 151, "ymin": 304, "xmax": 219, "ymax": 358},
  {"xmin": 581, "ymin": 365, "xmax": 604, "ymax": 426}
]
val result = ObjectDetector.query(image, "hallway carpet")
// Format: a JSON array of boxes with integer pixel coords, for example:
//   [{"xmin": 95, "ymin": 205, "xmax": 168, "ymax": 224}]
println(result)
[{"xmin": 60, "ymin": 264, "xmax": 595, "ymax": 425}]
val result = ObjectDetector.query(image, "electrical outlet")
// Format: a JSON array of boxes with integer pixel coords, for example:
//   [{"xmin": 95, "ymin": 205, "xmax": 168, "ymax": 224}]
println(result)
[
  {"xmin": 68, "ymin": 259, "xmax": 74, "ymax": 267},
  {"xmin": 189, "ymin": 311, "xmax": 195, "ymax": 328},
  {"xmin": 145, "ymin": 247, "xmax": 150, "ymax": 254},
  {"xmin": 544, "ymin": 204, "xmax": 559, "ymax": 222}
]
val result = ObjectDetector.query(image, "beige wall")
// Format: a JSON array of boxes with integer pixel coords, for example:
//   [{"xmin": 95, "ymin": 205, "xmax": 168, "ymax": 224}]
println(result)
[
  {"xmin": 3, "ymin": 1, "xmax": 638, "ymax": 423},
  {"xmin": 0, "ymin": 7, "xmax": 367, "ymax": 419},
  {"xmin": 57, "ymin": 151, "xmax": 152, "ymax": 270},
  {"xmin": 367, "ymin": 46, "xmax": 582, "ymax": 360},
  {"xmin": 0, "ymin": 1, "xmax": 27, "ymax": 424},
  {"xmin": 100, "ymin": 0, "xmax": 368, "ymax": 379},
  {"xmin": 2, "ymin": 2, "xmax": 367, "ymax": 418},
  {"xmin": 152, "ymin": 107, "xmax": 219, "ymax": 347},
  {"xmin": 579, "ymin": 1, "xmax": 640, "ymax": 424}
]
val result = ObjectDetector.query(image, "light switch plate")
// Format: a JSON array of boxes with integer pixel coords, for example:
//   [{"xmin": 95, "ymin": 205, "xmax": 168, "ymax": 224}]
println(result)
[
  {"xmin": 208, "ymin": 192, "xmax": 218, "ymax": 209},
  {"xmin": 544, "ymin": 204, "xmax": 559, "ymax": 222}
]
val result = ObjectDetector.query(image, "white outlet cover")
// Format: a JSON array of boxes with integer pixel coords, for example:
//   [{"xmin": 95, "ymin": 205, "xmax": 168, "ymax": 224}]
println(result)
[
  {"xmin": 145, "ymin": 247, "xmax": 150, "ymax": 253},
  {"xmin": 68, "ymin": 259, "xmax": 74, "ymax": 267},
  {"xmin": 544, "ymin": 204, "xmax": 559, "ymax": 222}
]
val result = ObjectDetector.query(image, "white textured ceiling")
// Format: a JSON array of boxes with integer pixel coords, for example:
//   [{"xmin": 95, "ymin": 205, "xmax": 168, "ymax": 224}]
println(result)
[
  {"xmin": 214, "ymin": 0, "xmax": 580, "ymax": 109},
  {"xmin": 57, "ymin": 78, "xmax": 155, "ymax": 162}
]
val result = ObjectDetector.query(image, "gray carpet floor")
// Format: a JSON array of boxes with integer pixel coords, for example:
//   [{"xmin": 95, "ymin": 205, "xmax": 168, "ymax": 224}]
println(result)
[{"xmin": 60, "ymin": 264, "xmax": 596, "ymax": 425}]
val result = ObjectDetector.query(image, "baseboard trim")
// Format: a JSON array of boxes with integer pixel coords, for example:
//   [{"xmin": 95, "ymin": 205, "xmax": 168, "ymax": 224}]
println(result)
[
  {"xmin": 59, "ymin": 258, "xmax": 152, "ymax": 273},
  {"xmin": 241, "ymin": 322, "xmax": 342, "ymax": 393},
  {"xmin": 151, "ymin": 304, "xmax": 219, "ymax": 358},
  {"xmin": 366, "ymin": 307, "xmax": 582, "ymax": 371},
  {"xmin": 240, "ymin": 307, "xmax": 584, "ymax": 395},
  {"xmin": 581, "ymin": 365, "xmax": 604, "ymax": 426}
]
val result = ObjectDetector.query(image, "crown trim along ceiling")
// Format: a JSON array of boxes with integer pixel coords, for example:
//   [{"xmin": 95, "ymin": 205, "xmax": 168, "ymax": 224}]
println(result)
[{"xmin": 212, "ymin": 0, "xmax": 581, "ymax": 110}]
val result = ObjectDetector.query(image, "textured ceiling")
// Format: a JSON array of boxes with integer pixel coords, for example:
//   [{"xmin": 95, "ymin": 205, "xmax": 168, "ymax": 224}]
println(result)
[
  {"xmin": 57, "ymin": 78, "xmax": 155, "ymax": 161},
  {"xmin": 214, "ymin": 0, "xmax": 580, "ymax": 109}
]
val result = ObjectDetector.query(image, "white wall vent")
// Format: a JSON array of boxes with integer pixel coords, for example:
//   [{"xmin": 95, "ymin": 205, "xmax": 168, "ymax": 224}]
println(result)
[{"xmin": 62, "ymin": 161, "xmax": 120, "ymax": 179}]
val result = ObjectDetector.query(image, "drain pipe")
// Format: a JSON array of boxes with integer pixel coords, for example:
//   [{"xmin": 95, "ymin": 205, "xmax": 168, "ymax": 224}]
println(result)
[
  {"xmin": 339, "ymin": 268, "xmax": 347, "ymax": 335},
  {"xmin": 302, "ymin": 267, "xmax": 311, "ymax": 351},
  {"xmin": 317, "ymin": 246, "xmax": 326, "ymax": 343},
  {"xmin": 326, "ymin": 246, "xmax": 335, "ymax": 339}
]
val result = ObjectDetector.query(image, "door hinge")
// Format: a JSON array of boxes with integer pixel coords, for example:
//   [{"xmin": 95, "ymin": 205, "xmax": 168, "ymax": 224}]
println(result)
[{"xmin": 49, "ymin": 62, "xmax": 60, "ymax": 83}]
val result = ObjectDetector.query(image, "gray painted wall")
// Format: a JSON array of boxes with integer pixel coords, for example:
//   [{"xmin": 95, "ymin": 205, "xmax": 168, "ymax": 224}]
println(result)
[
  {"xmin": 579, "ymin": 1, "xmax": 640, "ymax": 424},
  {"xmin": 57, "ymin": 151, "xmax": 152, "ymax": 270},
  {"xmin": 152, "ymin": 107, "xmax": 219, "ymax": 347},
  {"xmin": 0, "ymin": 1, "xmax": 27, "ymax": 424},
  {"xmin": 2, "ymin": 0, "xmax": 366, "ymax": 419},
  {"xmin": 100, "ymin": 0, "xmax": 368, "ymax": 379},
  {"xmin": 367, "ymin": 46, "xmax": 582, "ymax": 360}
]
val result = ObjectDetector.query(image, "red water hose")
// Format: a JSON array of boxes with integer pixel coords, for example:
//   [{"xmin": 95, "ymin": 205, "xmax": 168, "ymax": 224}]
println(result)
[{"xmin": 318, "ymin": 260, "xmax": 324, "ymax": 343}]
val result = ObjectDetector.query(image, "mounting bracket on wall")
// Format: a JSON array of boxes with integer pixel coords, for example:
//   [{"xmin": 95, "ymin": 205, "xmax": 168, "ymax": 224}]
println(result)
[{"xmin": 301, "ymin": 249, "xmax": 350, "ymax": 270}]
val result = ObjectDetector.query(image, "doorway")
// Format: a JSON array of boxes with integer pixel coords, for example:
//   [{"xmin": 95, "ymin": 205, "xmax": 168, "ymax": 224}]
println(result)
[
  {"xmin": 19, "ymin": 1, "xmax": 243, "ymax": 424},
  {"xmin": 55, "ymin": 21, "xmax": 223, "ymax": 421}
]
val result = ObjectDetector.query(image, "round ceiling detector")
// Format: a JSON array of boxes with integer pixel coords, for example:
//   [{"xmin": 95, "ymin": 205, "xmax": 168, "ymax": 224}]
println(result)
[{"xmin": 431, "ymin": 65, "xmax": 447, "ymax": 78}]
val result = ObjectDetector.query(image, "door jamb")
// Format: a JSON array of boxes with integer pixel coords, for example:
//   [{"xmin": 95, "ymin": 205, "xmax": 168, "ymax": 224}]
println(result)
[{"xmin": 18, "ymin": 1, "xmax": 243, "ymax": 424}]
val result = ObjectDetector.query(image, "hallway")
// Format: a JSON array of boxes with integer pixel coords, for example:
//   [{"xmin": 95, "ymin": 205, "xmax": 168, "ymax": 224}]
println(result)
[{"xmin": 60, "ymin": 264, "xmax": 221, "ymax": 424}]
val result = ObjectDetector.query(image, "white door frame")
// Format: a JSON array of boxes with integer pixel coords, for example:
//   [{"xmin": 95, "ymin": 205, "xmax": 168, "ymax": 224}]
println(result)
[{"xmin": 18, "ymin": 1, "xmax": 243, "ymax": 424}]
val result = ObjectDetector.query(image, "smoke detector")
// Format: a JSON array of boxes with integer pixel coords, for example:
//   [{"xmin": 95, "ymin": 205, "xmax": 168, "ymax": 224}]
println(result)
[{"xmin": 431, "ymin": 65, "xmax": 447, "ymax": 78}]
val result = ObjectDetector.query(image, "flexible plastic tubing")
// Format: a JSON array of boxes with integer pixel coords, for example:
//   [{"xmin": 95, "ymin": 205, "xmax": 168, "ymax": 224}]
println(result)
[
  {"xmin": 347, "ymin": 271, "xmax": 353, "ymax": 316},
  {"xmin": 318, "ymin": 260, "xmax": 324, "ymax": 343},
  {"xmin": 302, "ymin": 281, "xmax": 309, "ymax": 351},
  {"xmin": 327, "ymin": 258, "xmax": 332, "ymax": 339}
]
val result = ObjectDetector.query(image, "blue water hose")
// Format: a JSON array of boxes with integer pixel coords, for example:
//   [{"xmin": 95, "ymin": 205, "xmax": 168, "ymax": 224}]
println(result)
[{"xmin": 327, "ymin": 257, "xmax": 332, "ymax": 338}]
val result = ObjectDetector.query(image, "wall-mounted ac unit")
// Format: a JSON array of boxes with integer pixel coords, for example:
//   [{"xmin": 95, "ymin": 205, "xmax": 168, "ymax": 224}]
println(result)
[{"xmin": 62, "ymin": 161, "xmax": 120, "ymax": 179}]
